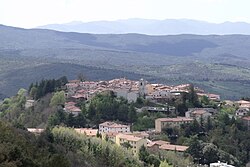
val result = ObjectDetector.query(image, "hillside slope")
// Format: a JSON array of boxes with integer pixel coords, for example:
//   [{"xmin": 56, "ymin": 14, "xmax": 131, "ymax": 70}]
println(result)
[{"xmin": 1, "ymin": 25, "xmax": 250, "ymax": 99}]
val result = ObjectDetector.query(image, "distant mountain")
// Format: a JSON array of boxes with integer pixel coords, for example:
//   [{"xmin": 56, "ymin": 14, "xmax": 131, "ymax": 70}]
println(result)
[
  {"xmin": 2, "ymin": 24, "xmax": 250, "ymax": 99},
  {"xmin": 38, "ymin": 18, "xmax": 250, "ymax": 35}
]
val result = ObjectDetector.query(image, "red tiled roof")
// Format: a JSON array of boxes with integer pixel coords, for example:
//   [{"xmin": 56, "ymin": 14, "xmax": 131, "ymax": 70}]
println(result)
[
  {"xmin": 72, "ymin": 94, "xmax": 85, "ymax": 99},
  {"xmin": 65, "ymin": 102, "xmax": 76, "ymax": 106},
  {"xmin": 159, "ymin": 144, "xmax": 188, "ymax": 152},
  {"xmin": 105, "ymin": 132, "xmax": 119, "ymax": 137},
  {"xmin": 148, "ymin": 140, "xmax": 170, "ymax": 147},
  {"xmin": 236, "ymin": 100, "xmax": 250, "ymax": 104},
  {"xmin": 99, "ymin": 121, "xmax": 129, "ymax": 128},
  {"xmin": 156, "ymin": 117, "xmax": 193, "ymax": 122},
  {"xmin": 242, "ymin": 116, "xmax": 250, "ymax": 121},
  {"xmin": 192, "ymin": 110, "xmax": 207, "ymax": 115},
  {"xmin": 154, "ymin": 140, "xmax": 170, "ymax": 145},
  {"xmin": 117, "ymin": 134, "xmax": 142, "ymax": 142},
  {"xmin": 70, "ymin": 107, "xmax": 81, "ymax": 112}
]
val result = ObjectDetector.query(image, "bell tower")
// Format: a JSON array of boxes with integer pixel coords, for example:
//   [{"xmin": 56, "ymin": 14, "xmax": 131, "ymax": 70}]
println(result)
[{"xmin": 139, "ymin": 78, "xmax": 146, "ymax": 97}]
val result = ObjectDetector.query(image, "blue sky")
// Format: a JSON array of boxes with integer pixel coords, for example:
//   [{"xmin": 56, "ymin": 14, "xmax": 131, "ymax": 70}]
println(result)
[{"xmin": 1, "ymin": 0, "xmax": 250, "ymax": 28}]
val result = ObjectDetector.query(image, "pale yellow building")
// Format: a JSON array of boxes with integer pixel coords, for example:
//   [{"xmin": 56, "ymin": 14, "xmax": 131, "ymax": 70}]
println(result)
[
  {"xmin": 102, "ymin": 132, "xmax": 118, "ymax": 143},
  {"xmin": 125, "ymin": 131, "xmax": 149, "ymax": 139},
  {"xmin": 27, "ymin": 128, "xmax": 44, "ymax": 134},
  {"xmin": 74, "ymin": 128, "xmax": 98, "ymax": 137},
  {"xmin": 155, "ymin": 117, "xmax": 193, "ymax": 132},
  {"xmin": 115, "ymin": 133, "xmax": 147, "ymax": 155}
]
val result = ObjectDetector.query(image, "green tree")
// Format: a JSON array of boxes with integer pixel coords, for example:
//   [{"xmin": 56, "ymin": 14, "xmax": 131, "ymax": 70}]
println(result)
[
  {"xmin": 205, "ymin": 116, "xmax": 213, "ymax": 131},
  {"xmin": 201, "ymin": 95, "xmax": 209, "ymax": 105},
  {"xmin": 188, "ymin": 84, "xmax": 200, "ymax": 107},
  {"xmin": 66, "ymin": 113, "xmax": 75, "ymax": 127},
  {"xmin": 47, "ymin": 154, "xmax": 70, "ymax": 167},
  {"xmin": 159, "ymin": 160, "xmax": 172, "ymax": 167},
  {"xmin": 128, "ymin": 105, "xmax": 137, "ymax": 123},
  {"xmin": 50, "ymin": 91, "xmax": 65, "ymax": 107},
  {"xmin": 117, "ymin": 104, "xmax": 129, "ymax": 122},
  {"xmin": 48, "ymin": 109, "xmax": 67, "ymax": 127},
  {"xmin": 121, "ymin": 142, "xmax": 132, "ymax": 149},
  {"xmin": 139, "ymin": 145, "xmax": 150, "ymax": 163},
  {"xmin": 202, "ymin": 143, "xmax": 219, "ymax": 164},
  {"xmin": 29, "ymin": 87, "xmax": 38, "ymax": 99},
  {"xmin": 147, "ymin": 154, "xmax": 161, "ymax": 167},
  {"xmin": 187, "ymin": 135, "xmax": 203, "ymax": 164}
]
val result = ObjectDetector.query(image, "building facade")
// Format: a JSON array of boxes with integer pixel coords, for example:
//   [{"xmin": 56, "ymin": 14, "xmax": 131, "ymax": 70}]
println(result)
[
  {"xmin": 155, "ymin": 117, "xmax": 193, "ymax": 132},
  {"xmin": 210, "ymin": 161, "xmax": 235, "ymax": 167},
  {"xmin": 99, "ymin": 121, "xmax": 130, "ymax": 133},
  {"xmin": 116, "ymin": 133, "xmax": 147, "ymax": 155}
]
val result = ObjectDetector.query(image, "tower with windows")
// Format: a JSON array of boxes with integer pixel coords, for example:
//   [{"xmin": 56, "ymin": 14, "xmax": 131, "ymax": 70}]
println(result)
[{"xmin": 139, "ymin": 78, "xmax": 146, "ymax": 97}]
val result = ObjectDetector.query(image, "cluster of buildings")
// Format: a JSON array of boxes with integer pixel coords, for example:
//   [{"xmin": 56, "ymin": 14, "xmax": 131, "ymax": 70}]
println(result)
[
  {"xmin": 27, "ymin": 124, "xmax": 235, "ymax": 167},
  {"xmin": 64, "ymin": 101, "xmax": 81, "ymax": 116},
  {"xmin": 97, "ymin": 121, "xmax": 190, "ymax": 155},
  {"xmin": 28, "ymin": 120, "xmax": 189, "ymax": 155},
  {"xmin": 26, "ymin": 78, "xmax": 249, "ymax": 167},
  {"xmin": 65, "ymin": 78, "xmax": 140, "ymax": 103},
  {"xmin": 235, "ymin": 100, "xmax": 250, "ymax": 117},
  {"xmin": 225, "ymin": 100, "xmax": 250, "ymax": 130},
  {"xmin": 155, "ymin": 107, "xmax": 219, "ymax": 132},
  {"xmin": 65, "ymin": 78, "xmax": 221, "ymax": 104},
  {"xmin": 64, "ymin": 78, "xmax": 221, "ymax": 115}
]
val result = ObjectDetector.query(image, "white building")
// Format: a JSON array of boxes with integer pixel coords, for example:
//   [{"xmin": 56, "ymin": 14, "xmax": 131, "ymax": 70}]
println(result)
[
  {"xmin": 151, "ymin": 90, "xmax": 171, "ymax": 98},
  {"xmin": 210, "ymin": 161, "xmax": 235, "ymax": 167},
  {"xmin": 139, "ymin": 78, "xmax": 147, "ymax": 97},
  {"xmin": 235, "ymin": 108, "xmax": 249, "ymax": 117},
  {"xmin": 25, "ymin": 99, "xmax": 35, "ymax": 109},
  {"xmin": 66, "ymin": 83, "xmax": 79, "ymax": 97},
  {"xmin": 79, "ymin": 81, "xmax": 98, "ymax": 90},
  {"xmin": 185, "ymin": 109, "xmax": 212, "ymax": 121},
  {"xmin": 99, "ymin": 121, "xmax": 130, "ymax": 133},
  {"xmin": 115, "ymin": 89, "xmax": 139, "ymax": 102}
]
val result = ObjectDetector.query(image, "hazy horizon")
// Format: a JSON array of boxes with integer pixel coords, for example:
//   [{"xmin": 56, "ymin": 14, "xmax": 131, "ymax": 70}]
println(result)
[
  {"xmin": 1, "ymin": 0, "xmax": 250, "ymax": 28},
  {"xmin": 37, "ymin": 18, "xmax": 250, "ymax": 27}
]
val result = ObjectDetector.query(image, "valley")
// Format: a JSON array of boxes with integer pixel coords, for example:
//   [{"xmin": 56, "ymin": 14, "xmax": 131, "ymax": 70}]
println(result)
[{"xmin": 1, "ymin": 25, "xmax": 250, "ymax": 99}]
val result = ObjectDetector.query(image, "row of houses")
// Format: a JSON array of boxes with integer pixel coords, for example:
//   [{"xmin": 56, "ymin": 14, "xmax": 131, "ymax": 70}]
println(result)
[
  {"xmin": 28, "ymin": 121, "xmax": 188, "ymax": 156},
  {"xmin": 27, "ymin": 127, "xmax": 234, "ymax": 166},
  {"xmin": 98, "ymin": 121, "xmax": 189, "ymax": 155},
  {"xmin": 155, "ymin": 107, "xmax": 219, "ymax": 132}
]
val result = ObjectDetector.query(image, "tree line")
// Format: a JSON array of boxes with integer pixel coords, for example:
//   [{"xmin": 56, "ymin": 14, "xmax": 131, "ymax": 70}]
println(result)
[{"xmin": 28, "ymin": 76, "xmax": 68, "ymax": 100}]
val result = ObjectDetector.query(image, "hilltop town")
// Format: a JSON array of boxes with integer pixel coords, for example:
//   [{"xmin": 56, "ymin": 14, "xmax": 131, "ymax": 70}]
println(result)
[
  {"xmin": 23, "ymin": 78, "xmax": 250, "ymax": 167},
  {"xmin": 1, "ymin": 77, "xmax": 250, "ymax": 167},
  {"xmin": 63, "ymin": 78, "xmax": 220, "ymax": 115}
]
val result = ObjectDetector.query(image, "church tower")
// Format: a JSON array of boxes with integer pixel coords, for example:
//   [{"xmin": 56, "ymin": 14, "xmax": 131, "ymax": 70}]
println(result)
[{"xmin": 139, "ymin": 78, "xmax": 146, "ymax": 97}]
